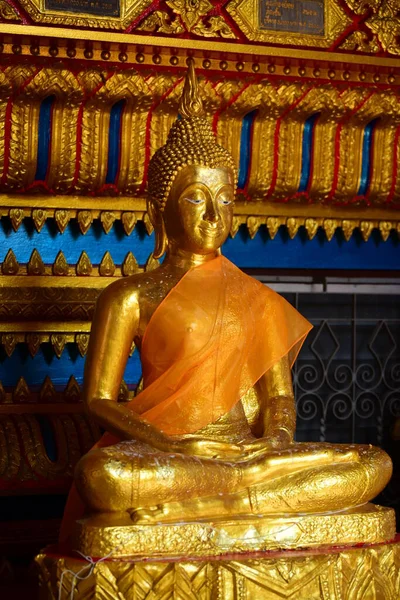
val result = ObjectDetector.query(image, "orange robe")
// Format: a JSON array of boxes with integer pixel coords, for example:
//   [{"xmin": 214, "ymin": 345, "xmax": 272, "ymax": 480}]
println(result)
[
  {"xmin": 131, "ymin": 255, "xmax": 311, "ymax": 435},
  {"xmin": 59, "ymin": 255, "xmax": 312, "ymax": 542}
]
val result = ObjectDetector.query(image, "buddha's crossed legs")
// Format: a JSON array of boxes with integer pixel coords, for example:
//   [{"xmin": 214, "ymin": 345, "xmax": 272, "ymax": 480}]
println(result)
[{"xmin": 75, "ymin": 441, "xmax": 392, "ymax": 520}]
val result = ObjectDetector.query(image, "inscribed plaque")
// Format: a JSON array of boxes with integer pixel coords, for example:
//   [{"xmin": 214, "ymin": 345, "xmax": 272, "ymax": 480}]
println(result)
[
  {"xmin": 45, "ymin": 0, "xmax": 120, "ymax": 17},
  {"xmin": 260, "ymin": 0, "xmax": 324, "ymax": 35}
]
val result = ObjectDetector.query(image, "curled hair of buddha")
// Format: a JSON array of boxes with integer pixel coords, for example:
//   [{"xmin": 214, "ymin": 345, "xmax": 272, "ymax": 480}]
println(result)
[{"xmin": 147, "ymin": 59, "xmax": 237, "ymax": 212}]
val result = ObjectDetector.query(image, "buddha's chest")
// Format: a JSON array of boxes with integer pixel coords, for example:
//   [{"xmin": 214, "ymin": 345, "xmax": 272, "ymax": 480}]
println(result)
[
  {"xmin": 137, "ymin": 262, "xmax": 250, "ymax": 393},
  {"xmin": 143, "ymin": 296, "xmax": 218, "ymax": 361}
]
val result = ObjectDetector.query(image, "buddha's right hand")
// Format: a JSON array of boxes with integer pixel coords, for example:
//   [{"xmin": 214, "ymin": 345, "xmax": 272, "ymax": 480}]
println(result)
[{"xmin": 171, "ymin": 437, "xmax": 243, "ymax": 460}]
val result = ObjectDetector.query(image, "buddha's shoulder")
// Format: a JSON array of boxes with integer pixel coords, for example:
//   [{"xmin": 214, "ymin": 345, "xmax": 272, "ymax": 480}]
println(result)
[
  {"xmin": 97, "ymin": 272, "xmax": 149, "ymax": 309},
  {"xmin": 97, "ymin": 270, "xmax": 165, "ymax": 310}
]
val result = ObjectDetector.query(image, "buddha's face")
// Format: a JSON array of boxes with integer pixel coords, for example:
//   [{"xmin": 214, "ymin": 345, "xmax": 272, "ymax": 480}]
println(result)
[{"xmin": 163, "ymin": 165, "xmax": 234, "ymax": 255}]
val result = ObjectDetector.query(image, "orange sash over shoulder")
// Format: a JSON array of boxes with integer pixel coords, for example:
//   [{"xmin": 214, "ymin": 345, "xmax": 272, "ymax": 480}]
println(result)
[
  {"xmin": 59, "ymin": 256, "xmax": 312, "ymax": 543},
  {"xmin": 129, "ymin": 255, "xmax": 312, "ymax": 435}
]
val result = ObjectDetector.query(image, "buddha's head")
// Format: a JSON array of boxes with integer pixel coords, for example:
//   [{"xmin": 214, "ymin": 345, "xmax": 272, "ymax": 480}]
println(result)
[{"xmin": 147, "ymin": 60, "xmax": 237, "ymax": 259}]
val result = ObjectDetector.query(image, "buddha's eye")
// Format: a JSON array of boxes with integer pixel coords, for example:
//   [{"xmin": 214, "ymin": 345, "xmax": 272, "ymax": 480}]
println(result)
[
  {"xmin": 218, "ymin": 196, "xmax": 232, "ymax": 206},
  {"xmin": 184, "ymin": 197, "xmax": 205, "ymax": 205}
]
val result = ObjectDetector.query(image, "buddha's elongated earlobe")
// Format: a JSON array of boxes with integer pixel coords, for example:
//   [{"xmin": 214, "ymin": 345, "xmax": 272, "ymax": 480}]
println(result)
[{"xmin": 148, "ymin": 200, "xmax": 168, "ymax": 259}]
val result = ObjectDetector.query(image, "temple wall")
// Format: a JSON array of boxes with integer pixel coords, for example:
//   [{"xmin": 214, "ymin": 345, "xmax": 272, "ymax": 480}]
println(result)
[{"xmin": 0, "ymin": 0, "xmax": 399, "ymax": 573}]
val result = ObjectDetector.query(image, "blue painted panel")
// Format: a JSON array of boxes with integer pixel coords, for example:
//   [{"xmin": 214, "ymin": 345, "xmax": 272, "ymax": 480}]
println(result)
[
  {"xmin": 0, "ymin": 220, "xmax": 155, "ymax": 266},
  {"xmin": 35, "ymin": 96, "xmax": 55, "ymax": 182},
  {"xmin": 0, "ymin": 220, "xmax": 399, "ymax": 271},
  {"xmin": 238, "ymin": 111, "xmax": 257, "ymax": 189},
  {"xmin": 298, "ymin": 113, "xmax": 319, "ymax": 192},
  {"xmin": 223, "ymin": 226, "xmax": 400, "ymax": 271},
  {"xmin": 0, "ymin": 346, "xmax": 142, "ymax": 387},
  {"xmin": 106, "ymin": 100, "xmax": 125, "ymax": 184},
  {"xmin": 1, "ymin": 227, "xmax": 398, "ymax": 389},
  {"xmin": 358, "ymin": 119, "xmax": 379, "ymax": 196}
]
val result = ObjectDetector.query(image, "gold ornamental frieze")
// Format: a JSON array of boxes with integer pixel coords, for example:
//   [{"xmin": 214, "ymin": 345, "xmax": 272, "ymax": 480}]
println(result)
[
  {"xmin": 0, "ymin": 65, "xmax": 400, "ymax": 236},
  {"xmin": 343, "ymin": 0, "xmax": 400, "ymax": 56},
  {"xmin": 0, "ymin": 374, "xmax": 132, "ymax": 404},
  {"xmin": 6, "ymin": 0, "xmax": 400, "ymax": 58},
  {"xmin": 0, "ymin": 322, "xmax": 136, "ymax": 358},
  {"xmin": 1, "ymin": 200, "xmax": 400, "ymax": 242}
]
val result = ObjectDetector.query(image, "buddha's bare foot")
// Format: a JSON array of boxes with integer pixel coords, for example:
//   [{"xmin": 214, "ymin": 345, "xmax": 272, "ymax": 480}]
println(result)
[
  {"xmin": 129, "ymin": 492, "xmax": 253, "ymax": 525},
  {"xmin": 130, "ymin": 502, "xmax": 198, "ymax": 524},
  {"xmin": 129, "ymin": 505, "xmax": 166, "ymax": 524}
]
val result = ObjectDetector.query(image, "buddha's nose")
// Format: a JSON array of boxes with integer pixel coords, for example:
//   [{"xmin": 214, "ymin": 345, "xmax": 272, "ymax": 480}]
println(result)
[{"xmin": 203, "ymin": 199, "xmax": 220, "ymax": 224}]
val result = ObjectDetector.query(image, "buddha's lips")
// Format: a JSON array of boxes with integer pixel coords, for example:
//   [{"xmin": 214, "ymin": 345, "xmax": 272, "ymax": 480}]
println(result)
[{"xmin": 199, "ymin": 224, "xmax": 223, "ymax": 236}]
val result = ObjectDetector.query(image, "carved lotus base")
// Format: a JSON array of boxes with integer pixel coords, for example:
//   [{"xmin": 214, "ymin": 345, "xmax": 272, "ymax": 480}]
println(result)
[
  {"xmin": 36, "ymin": 536, "xmax": 400, "ymax": 600},
  {"xmin": 73, "ymin": 503, "xmax": 395, "ymax": 558}
]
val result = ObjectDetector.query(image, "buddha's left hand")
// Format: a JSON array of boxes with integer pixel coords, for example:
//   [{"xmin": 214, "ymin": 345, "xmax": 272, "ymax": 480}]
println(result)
[
  {"xmin": 240, "ymin": 431, "xmax": 292, "ymax": 456},
  {"xmin": 172, "ymin": 436, "xmax": 244, "ymax": 459}
]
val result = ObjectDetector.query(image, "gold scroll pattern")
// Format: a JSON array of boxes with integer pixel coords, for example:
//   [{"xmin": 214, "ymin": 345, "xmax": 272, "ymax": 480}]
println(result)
[
  {"xmin": 36, "ymin": 541, "xmax": 400, "ymax": 600},
  {"xmin": 0, "ymin": 409, "xmax": 99, "ymax": 484},
  {"xmin": 0, "ymin": 66, "xmax": 400, "ymax": 217},
  {"xmin": 334, "ymin": 89, "xmax": 400, "ymax": 204},
  {"xmin": 0, "ymin": 0, "xmax": 21, "ymax": 20},
  {"xmin": 0, "ymin": 378, "xmax": 126, "ymax": 488},
  {"xmin": 0, "ymin": 70, "xmax": 12, "ymax": 186},
  {"xmin": 6, "ymin": 68, "xmax": 83, "ymax": 192},
  {"xmin": 0, "ymin": 248, "xmax": 151, "ymax": 278},
  {"xmin": 0, "ymin": 281, "xmax": 101, "ymax": 321},
  {"xmin": 75, "ymin": 71, "xmax": 153, "ymax": 193},
  {"xmin": 343, "ymin": 0, "xmax": 400, "ymax": 56},
  {"xmin": 7, "ymin": 0, "xmax": 400, "ymax": 53},
  {"xmin": 1, "ymin": 205, "xmax": 400, "ymax": 241},
  {"xmin": 0, "ymin": 375, "xmax": 132, "ymax": 404},
  {"xmin": 0, "ymin": 327, "xmax": 136, "ymax": 358},
  {"xmin": 137, "ymin": 0, "xmax": 236, "ymax": 39}
]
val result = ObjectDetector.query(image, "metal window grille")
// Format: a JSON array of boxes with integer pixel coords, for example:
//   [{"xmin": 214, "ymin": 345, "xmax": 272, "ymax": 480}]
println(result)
[{"xmin": 261, "ymin": 281, "xmax": 400, "ymax": 515}]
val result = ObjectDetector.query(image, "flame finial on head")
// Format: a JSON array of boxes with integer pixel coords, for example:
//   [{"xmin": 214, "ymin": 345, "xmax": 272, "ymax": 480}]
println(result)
[
  {"xmin": 148, "ymin": 59, "xmax": 236, "ymax": 211},
  {"xmin": 179, "ymin": 58, "xmax": 205, "ymax": 119}
]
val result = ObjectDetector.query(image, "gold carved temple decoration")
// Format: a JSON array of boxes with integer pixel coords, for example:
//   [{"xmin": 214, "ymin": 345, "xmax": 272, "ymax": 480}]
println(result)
[
  {"xmin": 137, "ymin": 0, "xmax": 237, "ymax": 38},
  {"xmin": 0, "ymin": 0, "xmax": 21, "ymax": 20},
  {"xmin": 1, "ymin": 201, "xmax": 399, "ymax": 242},
  {"xmin": 0, "ymin": 374, "xmax": 133, "ymax": 404},
  {"xmin": 6, "ymin": 0, "xmax": 400, "ymax": 58},
  {"xmin": 0, "ymin": 322, "xmax": 137, "ymax": 358},
  {"xmin": 343, "ymin": 0, "xmax": 400, "ymax": 56},
  {"xmin": 3, "ymin": 24, "xmax": 400, "ymax": 68},
  {"xmin": 0, "ymin": 63, "xmax": 399, "ymax": 241},
  {"xmin": 35, "ymin": 542, "xmax": 400, "ymax": 600}
]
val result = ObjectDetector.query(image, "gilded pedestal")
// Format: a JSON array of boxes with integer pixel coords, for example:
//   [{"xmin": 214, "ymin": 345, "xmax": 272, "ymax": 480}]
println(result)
[
  {"xmin": 74, "ymin": 503, "xmax": 395, "ymax": 558},
  {"xmin": 36, "ymin": 505, "xmax": 400, "ymax": 599},
  {"xmin": 36, "ymin": 539, "xmax": 400, "ymax": 600}
]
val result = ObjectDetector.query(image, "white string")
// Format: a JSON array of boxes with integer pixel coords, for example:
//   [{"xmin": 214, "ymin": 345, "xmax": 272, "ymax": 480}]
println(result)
[
  {"xmin": 57, "ymin": 504, "xmax": 362, "ymax": 598},
  {"xmin": 58, "ymin": 547, "xmax": 119, "ymax": 600},
  {"xmin": 55, "ymin": 521, "xmax": 247, "ymax": 599}
]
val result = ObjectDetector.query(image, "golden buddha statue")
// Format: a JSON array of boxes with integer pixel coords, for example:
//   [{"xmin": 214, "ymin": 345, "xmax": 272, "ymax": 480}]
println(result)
[{"xmin": 60, "ymin": 61, "xmax": 393, "ymax": 545}]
